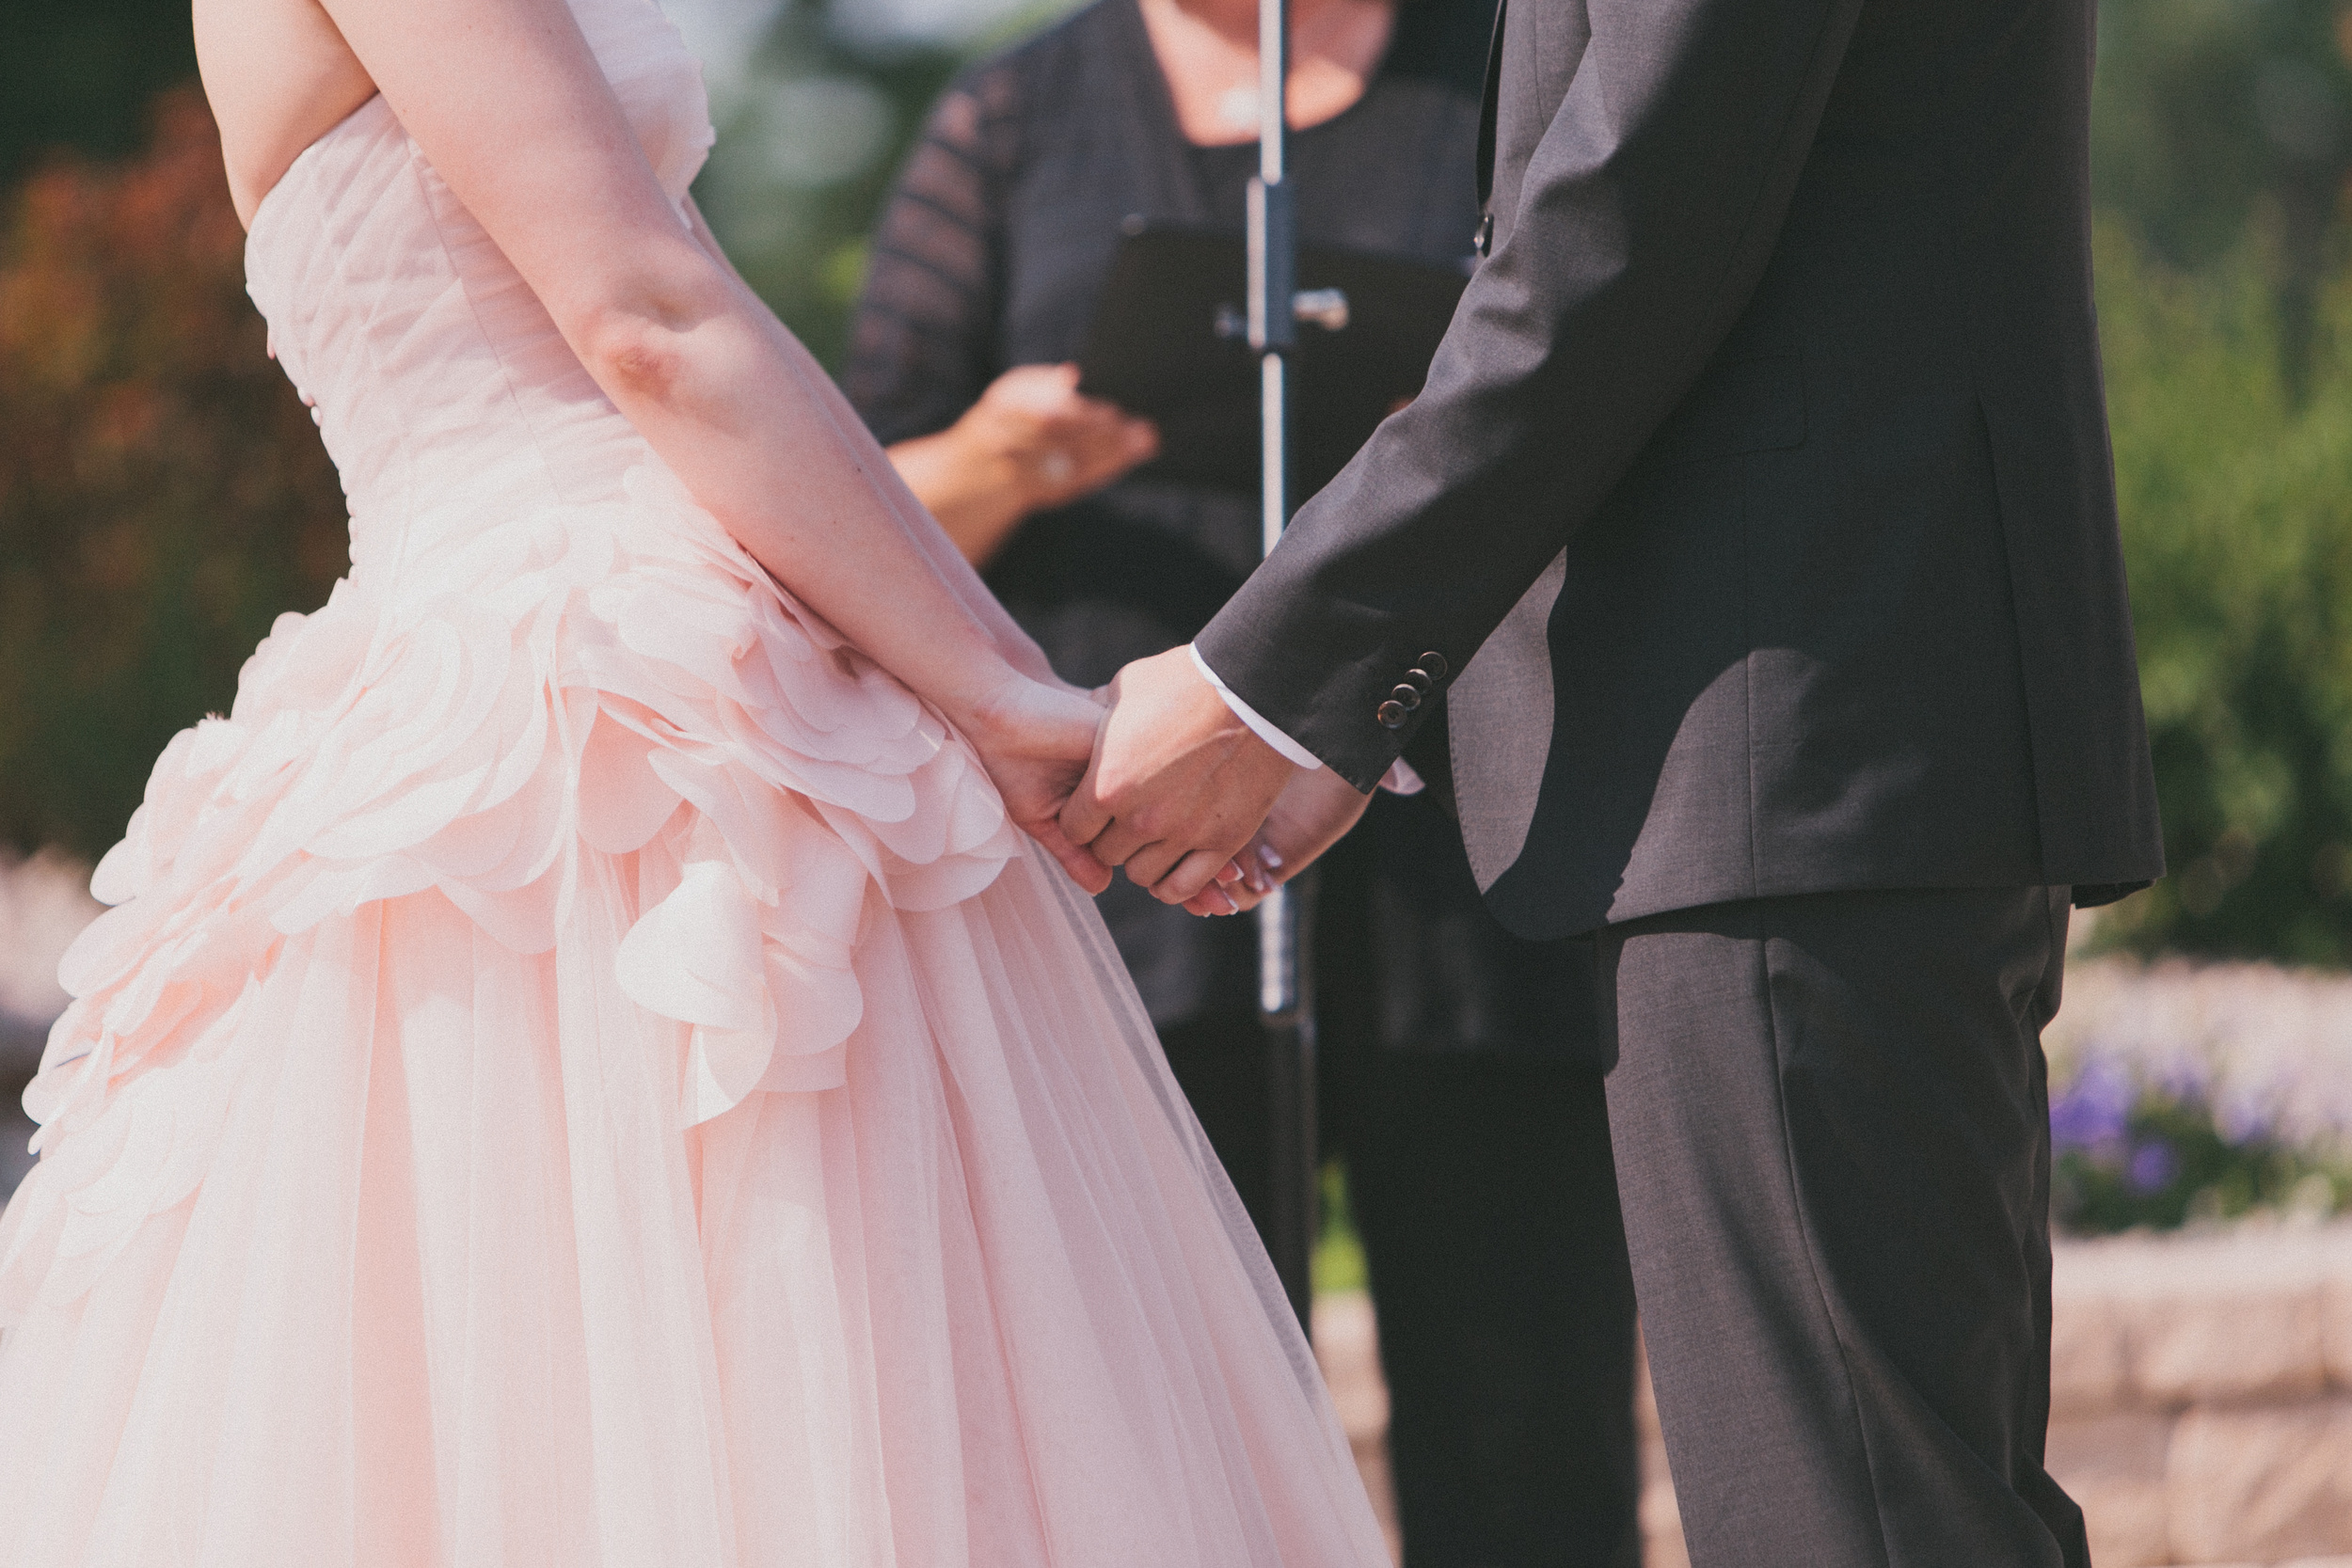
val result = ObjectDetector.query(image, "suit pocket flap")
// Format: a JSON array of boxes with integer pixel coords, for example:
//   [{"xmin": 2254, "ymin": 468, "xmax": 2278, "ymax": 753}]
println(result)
[{"xmin": 1647, "ymin": 353, "xmax": 1805, "ymax": 464}]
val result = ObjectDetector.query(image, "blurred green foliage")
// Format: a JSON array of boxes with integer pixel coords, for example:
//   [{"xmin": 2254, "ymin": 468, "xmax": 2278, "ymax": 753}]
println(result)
[
  {"xmin": 1313, "ymin": 1160, "xmax": 1369, "ymax": 1294},
  {"xmin": 2091, "ymin": 225, "xmax": 2352, "ymax": 961},
  {"xmin": 2091, "ymin": 0, "xmax": 2352, "ymax": 399},
  {"xmin": 691, "ymin": 0, "xmax": 1073, "ymax": 369},
  {"xmin": 0, "ymin": 0, "xmax": 194, "ymax": 183},
  {"xmin": 0, "ymin": 93, "xmax": 351, "ymax": 857},
  {"xmin": 692, "ymin": 0, "xmax": 968, "ymax": 369},
  {"xmin": 2074, "ymin": 0, "xmax": 2352, "ymax": 960}
]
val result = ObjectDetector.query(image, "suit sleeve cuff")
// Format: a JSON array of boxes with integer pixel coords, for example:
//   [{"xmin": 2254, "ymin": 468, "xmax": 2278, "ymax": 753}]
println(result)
[{"xmin": 1188, "ymin": 644, "xmax": 1324, "ymax": 770}]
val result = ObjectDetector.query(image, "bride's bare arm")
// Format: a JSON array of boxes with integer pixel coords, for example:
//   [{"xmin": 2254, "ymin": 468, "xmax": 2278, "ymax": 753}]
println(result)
[
  {"xmin": 252, "ymin": 0, "xmax": 1107, "ymax": 885},
  {"xmin": 196, "ymin": 0, "xmax": 377, "ymax": 225},
  {"xmin": 677, "ymin": 197, "xmax": 1061, "ymax": 690}
]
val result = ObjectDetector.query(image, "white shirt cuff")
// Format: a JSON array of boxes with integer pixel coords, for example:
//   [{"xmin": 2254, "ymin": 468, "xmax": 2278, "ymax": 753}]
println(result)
[
  {"xmin": 1379, "ymin": 757, "xmax": 1425, "ymax": 796},
  {"xmin": 1188, "ymin": 644, "xmax": 1323, "ymax": 770}
]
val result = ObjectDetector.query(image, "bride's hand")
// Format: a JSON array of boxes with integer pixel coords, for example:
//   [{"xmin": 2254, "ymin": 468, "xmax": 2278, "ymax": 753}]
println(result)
[
  {"xmin": 957, "ymin": 674, "xmax": 1120, "ymax": 893},
  {"xmin": 1180, "ymin": 766, "xmax": 1372, "ymax": 917},
  {"xmin": 959, "ymin": 672, "xmax": 1248, "ymax": 901}
]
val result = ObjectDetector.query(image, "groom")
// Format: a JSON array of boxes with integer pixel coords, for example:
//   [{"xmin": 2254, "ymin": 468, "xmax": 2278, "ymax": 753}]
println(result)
[{"xmin": 1058, "ymin": 0, "xmax": 2164, "ymax": 1561}]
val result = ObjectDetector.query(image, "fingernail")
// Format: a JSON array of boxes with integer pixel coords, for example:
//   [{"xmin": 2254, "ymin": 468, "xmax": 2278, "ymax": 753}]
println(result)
[{"xmin": 1258, "ymin": 846, "xmax": 1283, "ymax": 871}]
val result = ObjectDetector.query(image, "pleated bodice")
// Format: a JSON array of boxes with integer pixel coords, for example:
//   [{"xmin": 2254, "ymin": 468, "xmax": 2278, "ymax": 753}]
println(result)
[{"xmin": 245, "ymin": 0, "xmax": 712, "ymax": 562}]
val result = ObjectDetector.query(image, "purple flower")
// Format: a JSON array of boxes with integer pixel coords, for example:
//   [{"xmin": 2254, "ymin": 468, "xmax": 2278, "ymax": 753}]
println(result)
[
  {"xmin": 2127, "ymin": 1138, "xmax": 2181, "ymax": 1195},
  {"xmin": 2151, "ymin": 1058, "xmax": 2211, "ymax": 1108},
  {"xmin": 2051, "ymin": 1059, "xmax": 2135, "ymax": 1151},
  {"xmin": 2215, "ymin": 1093, "xmax": 2275, "ymax": 1148}
]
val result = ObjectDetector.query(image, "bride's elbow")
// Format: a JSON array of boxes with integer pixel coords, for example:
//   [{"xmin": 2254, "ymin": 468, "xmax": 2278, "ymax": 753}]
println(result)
[
  {"xmin": 571, "ymin": 267, "xmax": 733, "ymax": 405},
  {"xmin": 586, "ymin": 320, "xmax": 688, "ymax": 404}
]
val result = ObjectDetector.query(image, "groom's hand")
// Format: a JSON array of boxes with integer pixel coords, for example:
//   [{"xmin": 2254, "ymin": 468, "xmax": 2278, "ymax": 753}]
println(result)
[{"xmin": 1062, "ymin": 647, "xmax": 1297, "ymax": 905}]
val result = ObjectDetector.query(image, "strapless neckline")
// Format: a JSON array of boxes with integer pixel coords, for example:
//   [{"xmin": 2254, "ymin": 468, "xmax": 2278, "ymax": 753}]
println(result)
[{"xmin": 245, "ymin": 91, "xmax": 384, "ymax": 255}]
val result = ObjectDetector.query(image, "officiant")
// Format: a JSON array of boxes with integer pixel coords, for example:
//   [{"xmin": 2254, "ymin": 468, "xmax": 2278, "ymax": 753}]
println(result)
[{"xmin": 843, "ymin": 0, "xmax": 1639, "ymax": 1560}]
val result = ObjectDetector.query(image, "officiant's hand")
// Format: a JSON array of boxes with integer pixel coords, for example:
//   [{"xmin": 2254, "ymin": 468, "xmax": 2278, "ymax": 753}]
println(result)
[
  {"xmin": 1061, "ymin": 646, "xmax": 1297, "ymax": 905},
  {"xmin": 887, "ymin": 364, "xmax": 1159, "ymax": 567},
  {"xmin": 1179, "ymin": 766, "xmax": 1372, "ymax": 916},
  {"xmin": 959, "ymin": 673, "xmax": 1120, "ymax": 894}
]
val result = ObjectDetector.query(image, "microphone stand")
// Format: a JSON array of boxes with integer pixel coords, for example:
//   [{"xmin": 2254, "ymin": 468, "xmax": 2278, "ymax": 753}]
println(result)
[{"xmin": 1247, "ymin": 0, "xmax": 1317, "ymax": 1337}]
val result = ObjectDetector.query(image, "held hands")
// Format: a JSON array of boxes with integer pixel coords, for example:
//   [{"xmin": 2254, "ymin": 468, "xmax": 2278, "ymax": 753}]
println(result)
[
  {"xmin": 964, "ymin": 643, "xmax": 1374, "ymax": 907},
  {"xmin": 966, "ymin": 648, "xmax": 1368, "ymax": 913},
  {"xmin": 1058, "ymin": 646, "xmax": 1302, "ymax": 908}
]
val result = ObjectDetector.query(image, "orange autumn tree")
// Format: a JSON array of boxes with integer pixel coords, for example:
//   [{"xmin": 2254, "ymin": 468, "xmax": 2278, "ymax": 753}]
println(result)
[{"xmin": 0, "ymin": 87, "xmax": 347, "ymax": 861}]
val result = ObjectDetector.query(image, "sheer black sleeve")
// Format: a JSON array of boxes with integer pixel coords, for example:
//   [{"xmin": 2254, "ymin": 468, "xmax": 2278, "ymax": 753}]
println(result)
[{"xmin": 842, "ymin": 61, "xmax": 1024, "ymax": 445}]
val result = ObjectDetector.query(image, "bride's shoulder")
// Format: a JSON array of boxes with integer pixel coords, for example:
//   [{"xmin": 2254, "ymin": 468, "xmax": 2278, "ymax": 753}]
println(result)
[{"xmin": 195, "ymin": 0, "xmax": 376, "ymax": 230}]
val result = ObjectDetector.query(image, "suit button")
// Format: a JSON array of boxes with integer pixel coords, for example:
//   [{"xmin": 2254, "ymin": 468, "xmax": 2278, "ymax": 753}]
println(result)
[
  {"xmin": 1389, "ymin": 684, "xmax": 1422, "ymax": 711},
  {"xmin": 1376, "ymin": 700, "xmax": 1410, "ymax": 730},
  {"xmin": 1418, "ymin": 651, "xmax": 1449, "ymax": 681},
  {"xmin": 1401, "ymin": 668, "xmax": 1433, "ymax": 696}
]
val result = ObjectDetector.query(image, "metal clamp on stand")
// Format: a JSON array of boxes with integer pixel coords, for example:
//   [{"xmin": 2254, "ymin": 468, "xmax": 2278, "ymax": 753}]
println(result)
[
  {"xmin": 1292, "ymin": 288, "xmax": 1349, "ymax": 331},
  {"xmin": 1214, "ymin": 288, "xmax": 1351, "ymax": 342}
]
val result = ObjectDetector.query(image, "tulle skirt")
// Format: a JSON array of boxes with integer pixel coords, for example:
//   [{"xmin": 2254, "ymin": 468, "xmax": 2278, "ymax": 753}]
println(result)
[{"xmin": 0, "ymin": 843, "xmax": 1382, "ymax": 1566}]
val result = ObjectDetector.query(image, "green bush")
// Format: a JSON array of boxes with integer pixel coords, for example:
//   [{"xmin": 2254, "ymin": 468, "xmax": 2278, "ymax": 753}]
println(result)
[{"xmin": 2093, "ymin": 222, "xmax": 2352, "ymax": 961}]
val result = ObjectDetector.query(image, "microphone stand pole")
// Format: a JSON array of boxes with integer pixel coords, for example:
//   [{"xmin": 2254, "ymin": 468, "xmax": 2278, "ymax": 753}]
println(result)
[{"xmin": 1248, "ymin": 0, "xmax": 1316, "ymax": 1337}]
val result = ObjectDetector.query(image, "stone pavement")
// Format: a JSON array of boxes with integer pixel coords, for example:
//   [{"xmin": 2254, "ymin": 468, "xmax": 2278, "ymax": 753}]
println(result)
[
  {"xmin": 1314, "ymin": 1294, "xmax": 1403, "ymax": 1561},
  {"xmin": 1314, "ymin": 1220, "xmax": 2352, "ymax": 1568}
]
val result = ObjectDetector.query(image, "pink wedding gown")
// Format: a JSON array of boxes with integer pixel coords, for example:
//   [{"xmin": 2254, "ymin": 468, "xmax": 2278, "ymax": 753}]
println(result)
[{"xmin": 0, "ymin": 4, "xmax": 1388, "ymax": 1562}]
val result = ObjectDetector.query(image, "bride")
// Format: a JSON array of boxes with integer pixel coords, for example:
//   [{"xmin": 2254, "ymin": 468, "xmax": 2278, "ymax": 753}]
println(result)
[{"xmin": 0, "ymin": 0, "xmax": 1383, "ymax": 1560}]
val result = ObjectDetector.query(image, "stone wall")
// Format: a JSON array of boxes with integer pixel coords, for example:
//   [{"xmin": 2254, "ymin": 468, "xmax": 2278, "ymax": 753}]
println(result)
[{"xmin": 2050, "ymin": 1222, "xmax": 2352, "ymax": 1566}]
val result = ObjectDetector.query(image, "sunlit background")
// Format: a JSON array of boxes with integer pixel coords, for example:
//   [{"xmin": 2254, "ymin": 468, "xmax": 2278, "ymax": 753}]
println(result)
[
  {"xmin": 13, "ymin": 0, "xmax": 2352, "ymax": 956},
  {"xmin": 8, "ymin": 2, "xmax": 2352, "ymax": 1562}
]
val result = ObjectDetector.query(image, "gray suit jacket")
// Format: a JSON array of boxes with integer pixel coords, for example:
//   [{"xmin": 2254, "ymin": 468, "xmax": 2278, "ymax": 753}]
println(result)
[{"xmin": 1195, "ymin": 0, "xmax": 2165, "ymax": 940}]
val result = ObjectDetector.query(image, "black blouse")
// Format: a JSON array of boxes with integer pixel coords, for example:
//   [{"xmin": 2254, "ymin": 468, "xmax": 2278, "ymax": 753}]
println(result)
[{"xmin": 845, "ymin": 0, "xmax": 1605, "ymax": 1064}]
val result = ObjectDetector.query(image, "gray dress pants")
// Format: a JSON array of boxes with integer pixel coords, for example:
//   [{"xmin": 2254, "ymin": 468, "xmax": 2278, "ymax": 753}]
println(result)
[{"xmin": 1597, "ymin": 886, "xmax": 2088, "ymax": 1568}]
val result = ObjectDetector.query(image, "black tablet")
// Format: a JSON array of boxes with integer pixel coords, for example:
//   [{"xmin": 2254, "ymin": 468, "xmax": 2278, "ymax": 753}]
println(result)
[{"xmin": 1075, "ymin": 225, "xmax": 1472, "ymax": 501}]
